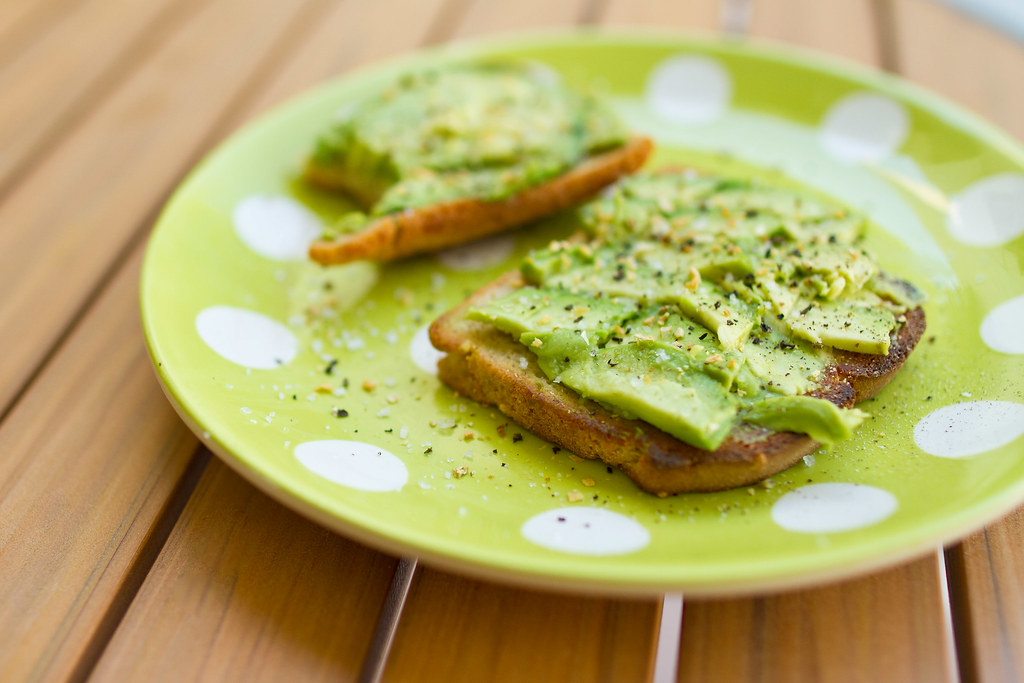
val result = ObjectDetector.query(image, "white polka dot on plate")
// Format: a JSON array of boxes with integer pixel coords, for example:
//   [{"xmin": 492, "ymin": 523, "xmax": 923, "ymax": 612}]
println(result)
[
  {"xmin": 521, "ymin": 507, "xmax": 650, "ymax": 556},
  {"xmin": 436, "ymin": 234, "xmax": 515, "ymax": 271},
  {"xmin": 646, "ymin": 55, "xmax": 732, "ymax": 124},
  {"xmin": 914, "ymin": 401, "xmax": 1024, "ymax": 458},
  {"xmin": 981, "ymin": 295, "xmax": 1024, "ymax": 354},
  {"xmin": 294, "ymin": 440, "xmax": 407, "ymax": 491},
  {"xmin": 409, "ymin": 324, "xmax": 445, "ymax": 374},
  {"xmin": 233, "ymin": 195, "xmax": 322, "ymax": 261},
  {"xmin": 195, "ymin": 306, "xmax": 297, "ymax": 369},
  {"xmin": 772, "ymin": 483, "xmax": 897, "ymax": 533},
  {"xmin": 947, "ymin": 173, "xmax": 1024, "ymax": 247},
  {"xmin": 820, "ymin": 92, "xmax": 908, "ymax": 163}
]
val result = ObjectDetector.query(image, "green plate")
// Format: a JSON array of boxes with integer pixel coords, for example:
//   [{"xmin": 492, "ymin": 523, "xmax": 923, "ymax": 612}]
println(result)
[{"xmin": 141, "ymin": 31, "xmax": 1024, "ymax": 596}]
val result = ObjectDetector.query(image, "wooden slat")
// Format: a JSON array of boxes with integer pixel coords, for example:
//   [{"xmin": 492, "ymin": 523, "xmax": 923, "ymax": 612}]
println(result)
[
  {"xmin": 749, "ymin": 0, "xmax": 879, "ymax": 64},
  {"xmin": 242, "ymin": 0, "xmax": 451, "ymax": 119},
  {"xmin": 597, "ymin": 0, "xmax": 720, "ymax": 28},
  {"xmin": 0, "ymin": 0, "xmax": 321, "ymax": 419},
  {"xmin": 0, "ymin": 244, "xmax": 201, "ymax": 681},
  {"xmin": 890, "ymin": 0, "xmax": 1024, "ymax": 141},
  {"xmin": 449, "ymin": 0, "xmax": 592, "ymax": 39},
  {"xmin": 81, "ymin": 0, "xmax": 451, "ymax": 676},
  {"xmin": 0, "ymin": 0, "xmax": 78, "ymax": 66},
  {"xmin": 945, "ymin": 507, "xmax": 1024, "ymax": 682},
  {"xmin": 89, "ymin": 459, "xmax": 397, "ymax": 682},
  {"xmin": 381, "ymin": 569, "xmax": 660, "ymax": 682},
  {"xmin": 678, "ymin": 555, "xmax": 955, "ymax": 682},
  {"xmin": 0, "ymin": 0, "xmax": 198, "ymax": 191}
]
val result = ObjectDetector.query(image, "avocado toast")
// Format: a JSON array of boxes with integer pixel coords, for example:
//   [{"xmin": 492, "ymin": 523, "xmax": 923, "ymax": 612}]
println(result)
[
  {"xmin": 429, "ymin": 171, "xmax": 926, "ymax": 494},
  {"xmin": 304, "ymin": 62, "xmax": 651, "ymax": 265}
]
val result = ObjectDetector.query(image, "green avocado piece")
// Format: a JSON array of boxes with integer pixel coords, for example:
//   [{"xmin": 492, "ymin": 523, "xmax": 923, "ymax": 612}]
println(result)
[
  {"xmin": 311, "ymin": 62, "xmax": 628, "ymax": 224},
  {"xmin": 742, "ymin": 396, "xmax": 868, "ymax": 446},
  {"xmin": 468, "ymin": 285, "xmax": 628, "ymax": 345},
  {"xmin": 556, "ymin": 343, "xmax": 738, "ymax": 451},
  {"xmin": 785, "ymin": 294, "xmax": 896, "ymax": 354}
]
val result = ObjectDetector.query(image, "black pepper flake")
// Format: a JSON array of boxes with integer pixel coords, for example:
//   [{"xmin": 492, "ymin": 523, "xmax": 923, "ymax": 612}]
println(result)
[
  {"xmin": 552, "ymin": 446, "xmax": 562, "ymax": 454},
  {"xmin": 714, "ymin": 301, "xmax": 721, "ymax": 310},
  {"xmin": 324, "ymin": 359, "xmax": 338, "ymax": 375},
  {"xmin": 423, "ymin": 446, "xmax": 433, "ymax": 454},
  {"xmin": 557, "ymin": 516, "xmax": 566, "ymax": 522},
  {"xmin": 574, "ymin": 315, "xmax": 584, "ymax": 323},
  {"xmin": 800, "ymin": 304, "xmax": 813, "ymax": 315},
  {"xmin": 564, "ymin": 304, "xmax": 573, "ymax": 311},
  {"xmin": 699, "ymin": 332, "xmax": 708, "ymax": 340},
  {"xmin": 751, "ymin": 337, "xmax": 762, "ymax": 345},
  {"xmin": 512, "ymin": 433, "xmax": 523, "ymax": 443},
  {"xmin": 384, "ymin": 428, "xmax": 393, "ymax": 433},
  {"xmin": 776, "ymin": 313, "xmax": 785, "ymax": 320},
  {"xmin": 564, "ymin": 356, "xmax": 570, "ymax": 362},
  {"xmin": 760, "ymin": 322, "xmax": 770, "ymax": 333},
  {"xmin": 333, "ymin": 408, "xmax": 349, "ymax": 418},
  {"xmin": 606, "ymin": 466, "xmax": 613, "ymax": 474},
  {"xmin": 607, "ymin": 359, "xmax": 618, "ymax": 367}
]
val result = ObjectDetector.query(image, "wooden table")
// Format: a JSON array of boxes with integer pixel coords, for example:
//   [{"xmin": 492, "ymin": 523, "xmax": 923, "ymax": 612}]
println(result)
[{"xmin": 2, "ymin": 0, "xmax": 1022, "ymax": 680}]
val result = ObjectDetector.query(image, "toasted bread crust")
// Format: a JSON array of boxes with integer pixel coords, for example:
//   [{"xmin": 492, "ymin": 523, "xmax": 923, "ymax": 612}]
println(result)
[
  {"xmin": 429, "ymin": 271, "xmax": 925, "ymax": 494},
  {"xmin": 307, "ymin": 137, "xmax": 653, "ymax": 265}
]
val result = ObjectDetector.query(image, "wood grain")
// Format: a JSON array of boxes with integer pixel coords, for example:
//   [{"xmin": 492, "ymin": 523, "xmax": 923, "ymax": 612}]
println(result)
[
  {"xmin": 597, "ymin": 0, "xmax": 719, "ymax": 28},
  {"xmin": 678, "ymin": 554, "xmax": 956, "ymax": 682},
  {"xmin": 0, "ymin": 0, "xmax": 199, "ymax": 191},
  {"xmin": 449, "ymin": 0, "xmax": 592, "ymax": 39},
  {"xmin": 381, "ymin": 568, "xmax": 660, "ymax": 682},
  {"xmin": 0, "ymin": 243, "xmax": 200, "ymax": 682},
  {"xmin": 91, "ymin": 459, "xmax": 397, "ymax": 682},
  {"xmin": 241, "ymin": 0, "xmax": 451, "ymax": 121},
  {"xmin": 0, "ymin": 0, "xmax": 78, "ymax": 67},
  {"xmin": 945, "ymin": 508, "xmax": 1024, "ymax": 682},
  {"xmin": 0, "ymin": 0, "xmax": 321, "ymax": 419},
  {"xmin": 890, "ymin": 0, "xmax": 1024, "ymax": 141}
]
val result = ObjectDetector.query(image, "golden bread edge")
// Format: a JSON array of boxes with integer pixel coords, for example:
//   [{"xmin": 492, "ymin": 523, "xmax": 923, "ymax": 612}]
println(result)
[
  {"xmin": 307, "ymin": 136, "xmax": 653, "ymax": 265},
  {"xmin": 428, "ymin": 271, "xmax": 926, "ymax": 495}
]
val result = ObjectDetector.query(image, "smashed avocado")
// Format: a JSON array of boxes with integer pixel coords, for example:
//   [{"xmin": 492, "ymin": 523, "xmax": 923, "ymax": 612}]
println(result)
[
  {"xmin": 310, "ymin": 62, "xmax": 628, "ymax": 237},
  {"xmin": 470, "ymin": 172, "xmax": 923, "ymax": 451}
]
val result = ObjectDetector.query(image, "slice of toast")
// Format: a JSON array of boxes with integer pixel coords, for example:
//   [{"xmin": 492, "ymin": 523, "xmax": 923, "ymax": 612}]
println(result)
[
  {"xmin": 429, "ymin": 271, "xmax": 926, "ymax": 495},
  {"xmin": 308, "ymin": 137, "xmax": 652, "ymax": 265}
]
